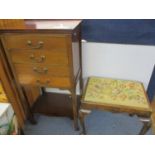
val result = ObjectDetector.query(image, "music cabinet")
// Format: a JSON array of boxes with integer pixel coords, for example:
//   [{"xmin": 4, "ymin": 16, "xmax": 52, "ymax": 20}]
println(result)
[{"xmin": 0, "ymin": 20, "xmax": 83, "ymax": 130}]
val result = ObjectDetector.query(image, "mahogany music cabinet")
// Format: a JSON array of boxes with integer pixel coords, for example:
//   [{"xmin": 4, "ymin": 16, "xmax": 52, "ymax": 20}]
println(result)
[{"xmin": 0, "ymin": 20, "xmax": 83, "ymax": 130}]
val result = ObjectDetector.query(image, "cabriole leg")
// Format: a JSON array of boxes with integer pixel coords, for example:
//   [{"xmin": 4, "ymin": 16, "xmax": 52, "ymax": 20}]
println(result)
[
  {"xmin": 79, "ymin": 109, "xmax": 91, "ymax": 135},
  {"xmin": 139, "ymin": 118, "xmax": 151, "ymax": 135}
]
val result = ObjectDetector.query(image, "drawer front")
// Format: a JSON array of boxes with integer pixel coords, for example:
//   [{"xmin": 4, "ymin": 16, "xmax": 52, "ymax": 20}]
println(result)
[
  {"xmin": 2, "ymin": 34, "xmax": 69, "ymax": 51},
  {"xmin": 2, "ymin": 33, "xmax": 72, "ymax": 89},
  {"xmin": 14, "ymin": 64, "xmax": 70, "ymax": 77},
  {"xmin": 9, "ymin": 50, "xmax": 69, "ymax": 65},
  {"xmin": 13, "ymin": 64, "xmax": 71, "ymax": 88},
  {"xmin": 18, "ymin": 75, "xmax": 71, "ymax": 88}
]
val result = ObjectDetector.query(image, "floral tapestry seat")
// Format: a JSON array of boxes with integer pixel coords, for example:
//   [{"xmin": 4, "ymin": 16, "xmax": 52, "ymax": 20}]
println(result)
[{"xmin": 83, "ymin": 77, "xmax": 151, "ymax": 111}]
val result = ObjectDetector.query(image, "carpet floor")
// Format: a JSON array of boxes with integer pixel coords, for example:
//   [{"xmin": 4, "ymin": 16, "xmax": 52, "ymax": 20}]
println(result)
[{"xmin": 24, "ymin": 110, "xmax": 152, "ymax": 135}]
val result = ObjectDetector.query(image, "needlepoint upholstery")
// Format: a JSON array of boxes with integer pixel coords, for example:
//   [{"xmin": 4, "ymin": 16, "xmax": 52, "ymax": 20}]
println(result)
[{"xmin": 83, "ymin": 77, "xmax": 150, "ymax": 110}]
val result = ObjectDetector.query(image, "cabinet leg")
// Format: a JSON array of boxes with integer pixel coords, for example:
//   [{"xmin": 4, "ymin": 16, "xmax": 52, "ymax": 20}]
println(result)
[
  {"xmin": 71, "ymin": 90, "xmax": 79, "ymax": 131},
  {"xmin": 41, "ymin": 87, "xmax": 46, "ymax": 94},
  {"xmin": 79, "ymin": 72, "xmax": 83, "ymax": 96},
  {"xmin": 28, "ymin": 112, "xmax": 37, "ymax": 125},
  {"xmin": 139, "ymin": 121, "xmax": 151, "ymax": 135}
]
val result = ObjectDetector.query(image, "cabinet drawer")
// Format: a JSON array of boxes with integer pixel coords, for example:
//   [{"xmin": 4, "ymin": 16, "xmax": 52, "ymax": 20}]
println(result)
[
  {"xmin": 9, "ymin": 50, "xmax": 69, "ymax": 65},
  {"xmin": 2, "ymin": 34, "xmax": 69, "ymax": 51},
  {"xmin": 14, "ymin": 64, "xmax": 70, "ymax": 77},
  {"xmin": 13, "ymin": 63, "xmax": 71, "ymax": 88},
  {"xmin": 17, "ymin": 75, "xmax": 71, "ymax": 88}
]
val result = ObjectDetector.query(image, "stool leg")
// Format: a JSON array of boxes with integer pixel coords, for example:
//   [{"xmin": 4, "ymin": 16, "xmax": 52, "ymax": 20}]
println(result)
[
  {"xmin": 139, "ymin": 121, "xmax": 151, "ymax": 135},
  {"xmin": 79, "ymin": 111, "xmax": 86, "ymax": 134},
  {"xmin": 151, "ymin": 113, "xmax": 155, "ymax": 134},
  {"xmin": 79, "ymin": 109, "xmax": 91, "ymax": 135}
]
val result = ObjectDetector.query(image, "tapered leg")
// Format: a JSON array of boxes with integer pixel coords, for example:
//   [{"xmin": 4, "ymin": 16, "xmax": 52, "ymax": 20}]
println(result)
[
  {"xmin": 79, "ymin": 71, "xmax": 83, "ymax": 96},
  {"xmin": 70, "ymin": 90, "xmax": 79, "ymax": 131},
  {"xmin": 41, "ymin": 87, "xmax": 46, "ymax": 94},
  {"xmin": 139, "ymin": 121, "xmax": 151, "ymax": 135}
]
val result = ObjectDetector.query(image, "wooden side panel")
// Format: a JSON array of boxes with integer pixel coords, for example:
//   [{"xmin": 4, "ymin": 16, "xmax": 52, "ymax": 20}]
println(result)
[
  {"xmin": 0, "ymin": 43, "xmax": 26, "ymax": 128},
  {"xmin": 0, "ymin": 80, "xmax": 9, "ymax": 102}
]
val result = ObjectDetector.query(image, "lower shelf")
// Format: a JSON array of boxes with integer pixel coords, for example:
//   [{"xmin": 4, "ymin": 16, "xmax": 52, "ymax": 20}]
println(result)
[{"xmin": 32, "ymin": 92, "xmax": 80, "ymax": 118}]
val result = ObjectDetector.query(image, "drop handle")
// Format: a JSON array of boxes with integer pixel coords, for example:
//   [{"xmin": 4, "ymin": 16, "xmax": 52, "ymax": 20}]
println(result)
[
  {"xmin": 27, "ymin": 40, "xmax": 44, "ymax": 49},
  {"xmin": 33, "ymin": 67, "xmax": 48, "ymax": 74},
  {"xmin": 36, "ymin": 79, "xmax": 50, "ymax": 85},
  {"xmin": 36, "ymin": 80, "xmax": 51, "ymax": 84},
  {"xmin": 36, "ymin": 80, "xmax": 40, "ymax": 83},
  {"xmin": 30, "ymin": 54, "xmax": 46, "ymax": 63},
  {"xmin": 36, "ymin": 79, "xmax": 41, "ymax": 84}
]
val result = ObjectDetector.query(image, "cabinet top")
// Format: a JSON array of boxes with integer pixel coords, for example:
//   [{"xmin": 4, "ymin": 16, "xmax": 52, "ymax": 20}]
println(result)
[
  {"xmin": 25, "ymin": 20, "xmax": 82, "ymax": 30},
  {"xmin": 0, "ymin": 19, "xmax": 82, "ymax": 31}
]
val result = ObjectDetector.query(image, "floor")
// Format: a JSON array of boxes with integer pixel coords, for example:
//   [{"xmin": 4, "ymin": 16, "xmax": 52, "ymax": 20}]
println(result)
[{"xmin": 24, "ymin": 110, "xmax": 152, "ymax": 135}]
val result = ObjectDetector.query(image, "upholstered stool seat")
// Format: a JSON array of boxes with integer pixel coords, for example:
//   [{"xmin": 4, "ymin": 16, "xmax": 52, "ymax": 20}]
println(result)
[{"xmin": 79, "ymin": 77, "xmax": 152, "ymax": 134}]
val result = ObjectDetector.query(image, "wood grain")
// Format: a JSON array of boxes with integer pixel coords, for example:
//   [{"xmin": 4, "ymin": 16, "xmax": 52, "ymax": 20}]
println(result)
[
  {"xmin": 0, "ymin": 42, "xmax": 26, "ymax": 129},
  {"xmin": 0, "ymin": 19, "xmax": 25, "ymax": 29}
]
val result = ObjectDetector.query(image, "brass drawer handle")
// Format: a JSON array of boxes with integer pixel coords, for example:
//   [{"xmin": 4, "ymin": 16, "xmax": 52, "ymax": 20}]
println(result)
[
  {"xmin": 30, "ymin": 54, "xmax": 46, "ymax": 63},
  {"xmin": 27, "ymin": 40, "xmax": 44, "ymax": 49},
  {"xmin": 36, "ymin": 79, "xmax": 50, "ymax": 85},
  {"xmin": 33, "ymin": 67, "xmax": 48, "ymax": 74},
  {"xmin": 36, "ymin": 80, "xmax": 41, "ymax": 84}
]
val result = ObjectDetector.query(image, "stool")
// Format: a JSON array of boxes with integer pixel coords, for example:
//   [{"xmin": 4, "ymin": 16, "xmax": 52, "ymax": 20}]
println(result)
[{"xmin": 79, "ymin": 77, "xmax": 152, "ymax": 134}]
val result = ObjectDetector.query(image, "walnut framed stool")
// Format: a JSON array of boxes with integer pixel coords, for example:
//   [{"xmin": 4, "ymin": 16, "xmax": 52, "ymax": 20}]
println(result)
[{"xmin": 79, "ymin": 76, "xmax": 153, "ymax": 135}]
